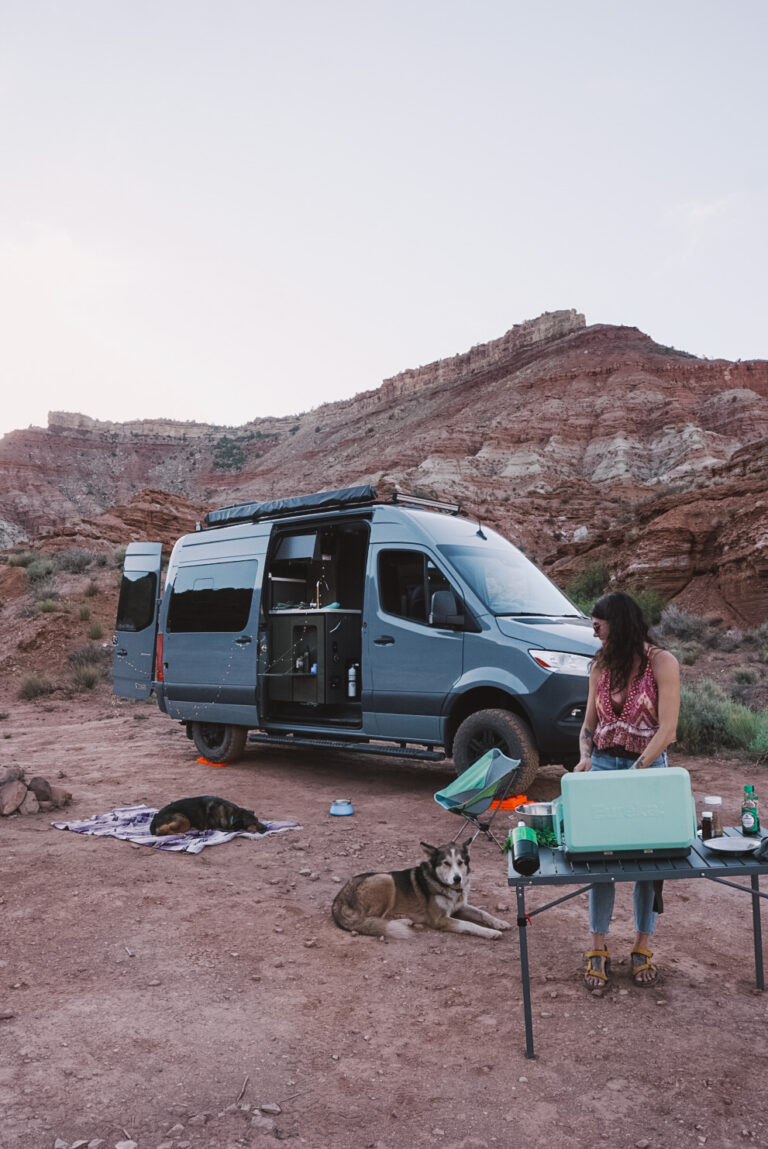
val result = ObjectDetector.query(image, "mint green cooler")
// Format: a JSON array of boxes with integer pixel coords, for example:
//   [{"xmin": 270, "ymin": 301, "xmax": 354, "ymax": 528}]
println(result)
[{"xmin": 552, "ymin": 767, "xmax": 697, "ymax": 860}]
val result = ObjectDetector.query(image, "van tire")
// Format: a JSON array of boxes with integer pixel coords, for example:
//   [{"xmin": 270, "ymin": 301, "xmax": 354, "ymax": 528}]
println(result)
[
  {"xmin": 452, "ymin": 709, "xmax": 539, "ymax": 790},
  {"xmin": 191, "ymin": 722, "xmax": 248, "ymax": 764}
]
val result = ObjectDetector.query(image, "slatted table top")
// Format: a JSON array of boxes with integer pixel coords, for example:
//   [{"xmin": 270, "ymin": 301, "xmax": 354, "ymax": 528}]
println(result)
[{"xmin": 508, "ymin": 826, "xmax": 768, "ymax": 886}]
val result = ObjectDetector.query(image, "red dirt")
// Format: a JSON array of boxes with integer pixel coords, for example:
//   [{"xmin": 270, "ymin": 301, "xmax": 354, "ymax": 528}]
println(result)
[{"xmin": 1, "ymin": 687, "xmax": 767, "ymax": 1149}]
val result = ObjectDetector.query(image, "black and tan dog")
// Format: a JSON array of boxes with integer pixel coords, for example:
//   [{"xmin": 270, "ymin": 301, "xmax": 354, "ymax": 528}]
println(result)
[
  {"xmin": 331, "ymin": 841, "xmax": 510, "ymax": 940},
  {"xmin": 149, "ymin": 795, "xmax": 268, "ymax": 837}
]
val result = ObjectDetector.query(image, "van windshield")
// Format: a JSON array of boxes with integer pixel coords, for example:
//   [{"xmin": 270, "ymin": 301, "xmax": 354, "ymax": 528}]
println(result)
[{"xmin": 439, "ymin": 543, "xmax": 580, "ymax": 617}]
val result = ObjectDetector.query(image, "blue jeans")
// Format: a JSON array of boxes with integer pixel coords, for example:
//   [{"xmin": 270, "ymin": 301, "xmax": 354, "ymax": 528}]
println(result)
[{"xmin": 588, "ymin": 750, "xmax": 668, "ymax": 937}]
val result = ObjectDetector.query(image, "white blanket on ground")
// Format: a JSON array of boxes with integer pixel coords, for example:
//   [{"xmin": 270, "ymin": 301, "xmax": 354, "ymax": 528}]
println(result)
[{"xmin": 52, "ymin": 804, "xmax": 301, "ymax": 854}]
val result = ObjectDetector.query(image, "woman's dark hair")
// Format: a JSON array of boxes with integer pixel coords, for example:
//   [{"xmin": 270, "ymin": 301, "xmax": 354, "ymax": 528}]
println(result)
[{"xmin": 591, "ymin": 592, "xmax": 649, "ymax": 691}]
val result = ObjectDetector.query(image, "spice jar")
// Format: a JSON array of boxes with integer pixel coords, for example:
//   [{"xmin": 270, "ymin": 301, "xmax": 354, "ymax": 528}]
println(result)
[
  {"xmin": 701, "ymin": 811, "xmax": 714, "ymax": 840},
  {"xmin": 704, "ymin": 795, "xmax": 723, "ymax": 838}
]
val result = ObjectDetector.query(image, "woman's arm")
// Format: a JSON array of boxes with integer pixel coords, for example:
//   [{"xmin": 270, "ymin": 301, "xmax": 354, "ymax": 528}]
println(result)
[
  {"xmin": 574, "ymin": 664, "xmax": 600, "ymax": 772},
  {"xmin": 631, "ymin": 649, "xmax": 681, "ymax": 768}
]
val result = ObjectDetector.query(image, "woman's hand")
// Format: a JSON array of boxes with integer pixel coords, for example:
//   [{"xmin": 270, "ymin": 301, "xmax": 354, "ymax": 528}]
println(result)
[{"xmin": 574, "ymin": 756, "xmax": 592, "ymax": 772}]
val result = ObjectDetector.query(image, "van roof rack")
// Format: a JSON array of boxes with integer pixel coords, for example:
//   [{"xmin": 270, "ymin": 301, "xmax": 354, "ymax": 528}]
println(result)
[{"xmin": 202, "ymin": 484, "xmax": 461, "ymax": 528}]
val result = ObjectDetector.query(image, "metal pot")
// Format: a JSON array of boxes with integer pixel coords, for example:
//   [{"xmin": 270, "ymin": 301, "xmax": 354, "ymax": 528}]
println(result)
[{"xmin": 513, "ymin": 801, "xmax": 557, "ymax": 834}]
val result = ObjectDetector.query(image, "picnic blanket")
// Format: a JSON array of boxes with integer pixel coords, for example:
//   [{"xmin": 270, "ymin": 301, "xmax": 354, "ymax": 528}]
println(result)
[{"xmin": 52, "ymin": 804, "xmax": 301, "ymax": 854}]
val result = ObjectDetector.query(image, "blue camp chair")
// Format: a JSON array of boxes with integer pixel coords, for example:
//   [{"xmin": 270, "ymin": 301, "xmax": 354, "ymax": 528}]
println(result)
[{"xmin": 434, "ymin": 748, "xmax": 523, "ymax": 849}]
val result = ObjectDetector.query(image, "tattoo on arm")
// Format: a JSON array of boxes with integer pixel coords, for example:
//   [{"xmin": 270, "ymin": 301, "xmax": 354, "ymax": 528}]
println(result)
[{"xmin": 579, "ymin": 726, "xmax": 594, "ymax": 758}]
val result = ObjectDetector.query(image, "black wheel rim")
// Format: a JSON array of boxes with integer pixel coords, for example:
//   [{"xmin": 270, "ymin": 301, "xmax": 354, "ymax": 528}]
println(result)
[
  {"xmin": 466, "ymin": 728, "xmax": 515, "ymax": 761},
  {"xmin": 199, "ymin": 724, "xmax": 225, "ymax": 754}
]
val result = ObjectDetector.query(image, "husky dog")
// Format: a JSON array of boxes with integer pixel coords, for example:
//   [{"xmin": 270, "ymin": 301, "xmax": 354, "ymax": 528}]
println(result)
[
  {"xmin": 149, "ymin": 795, "xmax": 268, "ymax": 836},
  {"xmin": 331, "ymin": 841, "xmax": 510, "ymax": 940}
]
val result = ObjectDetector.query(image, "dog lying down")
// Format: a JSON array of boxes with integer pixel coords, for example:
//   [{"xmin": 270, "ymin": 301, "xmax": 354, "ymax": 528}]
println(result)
[
  {"xmin": 150, "ymin": 795, "xmax": 268, "ymax": 837},
  {"xmin": 332, "ymin": 841, "xmax": 510, "ymax": 940}
]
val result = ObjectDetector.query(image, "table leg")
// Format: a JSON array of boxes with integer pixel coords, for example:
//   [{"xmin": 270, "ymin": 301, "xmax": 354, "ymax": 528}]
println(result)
[
  {"xmin": 515, "ymin": 884, "xmax": 536, "ymax": 1059},
  {"xmin": 751, "ymin": 874, "xmax": 764, "ymax": 991}
]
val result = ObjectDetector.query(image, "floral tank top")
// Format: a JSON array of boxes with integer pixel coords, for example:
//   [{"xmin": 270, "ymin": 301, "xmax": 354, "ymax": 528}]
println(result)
[{"xmin": 593, "ymin": 649, "xmax": 660, "ymax": 755}]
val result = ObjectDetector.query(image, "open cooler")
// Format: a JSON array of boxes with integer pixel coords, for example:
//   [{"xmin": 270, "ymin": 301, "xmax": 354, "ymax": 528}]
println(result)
[{"xmin": 552, "ymin": 766, "xmax": 697, "ymax": 860}]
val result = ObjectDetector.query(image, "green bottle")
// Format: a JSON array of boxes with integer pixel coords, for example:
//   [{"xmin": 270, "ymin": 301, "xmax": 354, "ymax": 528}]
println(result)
[
  {"xmin": 741, "ymin": 785, "xmax": 760, "ymax": 836},
  {"xmin": 511, "ymin": 821, "xmax": 541, "ymax": 875}
]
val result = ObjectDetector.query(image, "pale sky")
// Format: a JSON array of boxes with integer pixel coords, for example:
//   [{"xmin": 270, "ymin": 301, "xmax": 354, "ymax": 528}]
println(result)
[{"xmin": 1, "ymin": 0, "xmax": 766, "ymax": 438}]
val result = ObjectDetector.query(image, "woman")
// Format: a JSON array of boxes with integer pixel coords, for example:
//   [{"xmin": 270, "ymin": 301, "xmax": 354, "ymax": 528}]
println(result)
[{"xmin": 575, "ymin": 591, "xmax": 680, "ymax": 991}]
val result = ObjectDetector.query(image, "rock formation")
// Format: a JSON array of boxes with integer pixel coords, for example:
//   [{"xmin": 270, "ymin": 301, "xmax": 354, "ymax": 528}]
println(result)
[{"xmin": 1, "ymin": 311, "xmax": 767, "ymax": 621}]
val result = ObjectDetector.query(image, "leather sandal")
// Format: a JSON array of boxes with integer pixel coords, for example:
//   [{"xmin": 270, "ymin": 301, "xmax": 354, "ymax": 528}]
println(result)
[
  {"xmin": 630, "ymin": 947, "xmax": 659, "ymax": 987},
  {"xmin": 584, "ymin": 947, "xmax": 610, "ymax": 992}
]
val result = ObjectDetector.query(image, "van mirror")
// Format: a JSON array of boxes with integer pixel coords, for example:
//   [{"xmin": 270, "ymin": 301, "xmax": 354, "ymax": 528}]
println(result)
[{"xmin": 429, "ymin": 589, "xmax": 464, "ymax": 629}]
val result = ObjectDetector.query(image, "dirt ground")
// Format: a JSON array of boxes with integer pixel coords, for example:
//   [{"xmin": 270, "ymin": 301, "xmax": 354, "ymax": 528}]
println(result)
[{"xmin": 1, "ymin": 688, "xmax": 767, "ymax": 1149}]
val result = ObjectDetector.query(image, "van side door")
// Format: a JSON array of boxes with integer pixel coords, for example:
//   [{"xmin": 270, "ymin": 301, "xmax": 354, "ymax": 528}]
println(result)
[
  {"xmin": 113, "ymin": 542, "xmax": 163, "ymax": 699},
  {"xmin": 365, "ymin": 546, "xmax": 464, "ymax": 742}
]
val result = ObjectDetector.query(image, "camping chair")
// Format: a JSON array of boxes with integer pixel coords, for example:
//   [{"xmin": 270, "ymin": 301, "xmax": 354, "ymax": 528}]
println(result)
[{"xmin": 434, "ymin": 748, "xmax": 524, "ymax": 850}]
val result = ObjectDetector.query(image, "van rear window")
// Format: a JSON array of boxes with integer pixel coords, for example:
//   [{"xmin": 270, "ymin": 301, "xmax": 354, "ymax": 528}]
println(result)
[
  {"xmin": 116, "ymin": 570, "xmax": 157, "ymax": 633},
  {"xmin": 167, "ymin": 560, "xmax": 258, "ymax": 633}
]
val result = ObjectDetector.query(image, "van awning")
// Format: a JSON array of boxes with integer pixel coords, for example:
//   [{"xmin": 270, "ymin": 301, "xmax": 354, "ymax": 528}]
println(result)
[{"xmin": 204, "ymin": 484, "xmax": 378, "ymax": 527}]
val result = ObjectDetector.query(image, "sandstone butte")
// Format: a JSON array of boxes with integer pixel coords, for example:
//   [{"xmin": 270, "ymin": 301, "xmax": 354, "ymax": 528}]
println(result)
[{"xmin": 0, "ymin": 309, "xmax": 766, "ymax": 623}]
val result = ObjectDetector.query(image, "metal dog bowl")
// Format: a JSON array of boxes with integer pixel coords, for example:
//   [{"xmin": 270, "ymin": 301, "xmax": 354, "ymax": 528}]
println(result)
[
  {"xmin": 513, "ymin": 801, "xmax": 556, "ymax": 834},
  {"xmin": 329, "ymin": 798, "xmax": 354, "ymax": 816}
]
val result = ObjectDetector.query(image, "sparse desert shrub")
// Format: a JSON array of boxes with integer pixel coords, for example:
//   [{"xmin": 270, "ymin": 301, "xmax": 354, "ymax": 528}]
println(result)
[
  {"xmin": 716, "ymin": 628, "xmax": 744, "ymax": 653},
  {"xmin": 89, "ymin": 622, "xmax": 103, "ymax": 640},
  {"xmin": 57, "ymin": 547, "xmax": 97, "ymax": 573},
  {"xmin": 67, "ymin": 642, "xmax": 112, "ymax": 668},
  {"xmin": 27, "ymin": 559, "xmax": 56, "ymax": 584},
  {"xmin": 37, "ymin": 598, "xmax": 60, "ymax": 613},
  {"xmin": 19, "ymin": 674, "xmax": 56, "ymax": 701},
  {"xmin": 8, "ymin": 552, "xmax": 35, "ymax": 567},
  {"xmin": 72, "ymin": 663, "xmax": 100, "ymax": 691},
  {"xmin": 85, "ymin": 579, "xmax": 100, "ymax": 597},
  {"xmin": 679, "ymin": 643, "xmax": 703, "ymax": 666},
  {"xmin": 732, "ymin": 667, "xmax": 756, "ymax": 685},
  {"xmin": 113, "ymin": 547, "xmax": 127, "ymax": 569},
  {"xmin": 79, "ymin": 605, "xmax": 91, "ymax": 621},
  {"xmin": 0, "ymin": 711, "xmax": 9, "ymax": 720},
  {"xmin": 656, "ymin": 605, "xmax": 709, "ymax": 643}
]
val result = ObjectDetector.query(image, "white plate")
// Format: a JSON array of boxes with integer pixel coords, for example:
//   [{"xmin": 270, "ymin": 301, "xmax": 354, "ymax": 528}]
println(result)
[{"xmin": 702, "ymin": 836, "xmax": 761, "ymax": 854}]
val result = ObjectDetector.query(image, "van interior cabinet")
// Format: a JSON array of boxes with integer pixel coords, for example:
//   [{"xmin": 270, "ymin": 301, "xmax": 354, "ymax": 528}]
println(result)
[{"xmin": 267, "ymin": 610, "xmax": 361, "ymax": 715}]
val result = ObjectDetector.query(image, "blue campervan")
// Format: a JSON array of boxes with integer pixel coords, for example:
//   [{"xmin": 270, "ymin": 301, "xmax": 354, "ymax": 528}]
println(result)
[{"xmin": 113, "ymin": 486, "xmax": 598, "ymax": 790}]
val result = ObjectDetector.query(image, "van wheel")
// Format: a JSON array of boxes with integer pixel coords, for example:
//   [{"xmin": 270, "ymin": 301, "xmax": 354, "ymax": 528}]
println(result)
[
  {"xmin": 452, "ymin": 709, "xmax": 539, "ymax": 791},
  {"xmin": 191, "ymin": 722, "xmax": 248, "ymax": 764}
]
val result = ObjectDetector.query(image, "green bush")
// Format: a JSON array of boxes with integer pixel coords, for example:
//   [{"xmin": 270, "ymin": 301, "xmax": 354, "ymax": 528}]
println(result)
[
  {"xmin": 37, "ymin": 599, "xmax": 60, "ymax": 613},
  {"xmin": 8, "ymin": 552, "xmax": 35, "ymax": 567},
  {"xmin": 563, "ymin": 564, "xmax": 608, "ymax": 614},
  {"xmin": 677, "ymin": 678, "xmax": 768, "ymax": 759},
  {"xmin": 85, "ymin": 579, "xmax": 100, "ymax": 597},
  {"xmin": 19, "ymin": 674, "xmax": 56, "ymax": 701},
  {"xmin": 79, "ymin": 605, "xmax": 91, "ymax": 621},
  {"xmin": 676, "ymin": 681, "xmax": 741, "ymax": 754},
  {"xmin": 628, "ymin": 588, "xmax": 666, "ymax": 626},
  {"xmin": 89, "ymin": 622, "xmax": 103, "ymax": 640}
]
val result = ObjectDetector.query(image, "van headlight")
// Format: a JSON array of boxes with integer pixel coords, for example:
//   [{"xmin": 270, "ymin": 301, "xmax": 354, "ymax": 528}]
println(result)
[{"xmin": 528, "ymin": 650, "xmax": 593, "ymax": 676}]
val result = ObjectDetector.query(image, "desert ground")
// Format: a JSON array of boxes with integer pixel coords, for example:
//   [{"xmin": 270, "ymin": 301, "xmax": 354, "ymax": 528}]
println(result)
[{"xmin": 1, "ymin": 686, "xmax": 767, "ymax": 1149}]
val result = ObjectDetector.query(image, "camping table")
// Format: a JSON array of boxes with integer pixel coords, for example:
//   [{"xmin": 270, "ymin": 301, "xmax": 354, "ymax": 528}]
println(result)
[{"xmin": 507, "ymin": 827, "xmax": 768, "ymax": 1059}]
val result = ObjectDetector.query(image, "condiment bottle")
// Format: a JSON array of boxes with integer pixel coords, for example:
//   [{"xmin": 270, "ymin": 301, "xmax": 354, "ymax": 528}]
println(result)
[
  {"xmin": 704, "ymin": 795, "xmax": 723, "ymax": 838},
  {"xmin": 742, "ymin": 785, "xmax": 760, "ymax": 836},
  {"xmin": 701, "ymin": 811, "xmax": 714, "ymax": 840},
  {"xmin": 511, "ymin": 821, "xmax": 540, "ymax": 875}
]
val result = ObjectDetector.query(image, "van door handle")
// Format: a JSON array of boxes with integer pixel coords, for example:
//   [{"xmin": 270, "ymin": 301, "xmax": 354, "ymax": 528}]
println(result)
[
  {"xmin": 374, "ymin": 635, "xmax": 395, "ymax": 645},
  {"xmin": 235, "ymin": 635, "xmax": 252, "ymax": 645}
]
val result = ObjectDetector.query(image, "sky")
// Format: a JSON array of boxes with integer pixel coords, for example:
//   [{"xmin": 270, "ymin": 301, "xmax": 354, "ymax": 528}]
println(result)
[{"xmin": 0, "ymin": 0, "xmax": 766, "ymax": 437}]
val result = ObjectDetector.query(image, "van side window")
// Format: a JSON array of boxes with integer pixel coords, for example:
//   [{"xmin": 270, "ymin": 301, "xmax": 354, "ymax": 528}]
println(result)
[
  {"xmin": 378, "ymin": 551, "xmax": 453, "ymax": 624},
  {"xmin": 116, "ymin": 571, "xmax": 157, "ymax": 633},
  {"xmin": 167, "ymin": 560, "xmax": 258, "ymax": 633}
]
